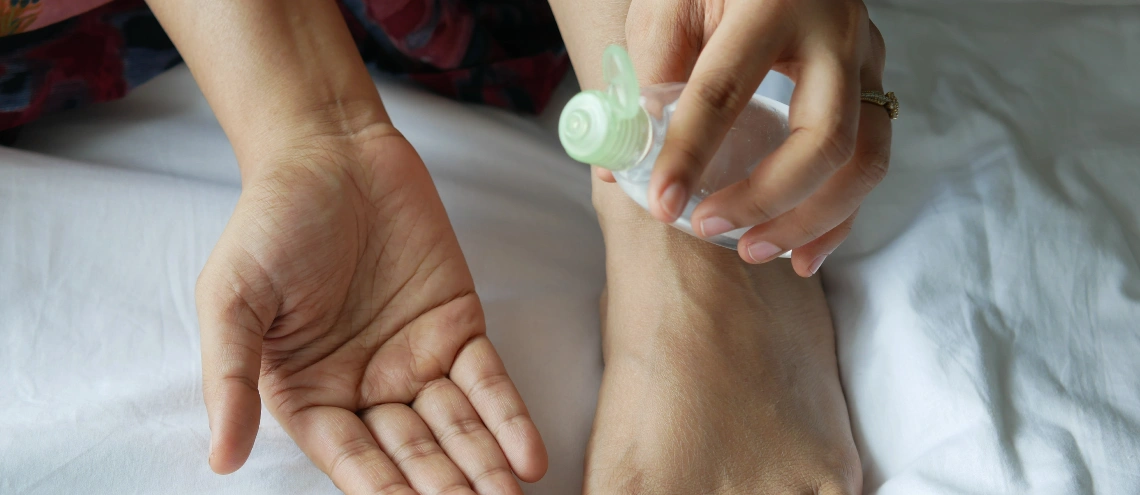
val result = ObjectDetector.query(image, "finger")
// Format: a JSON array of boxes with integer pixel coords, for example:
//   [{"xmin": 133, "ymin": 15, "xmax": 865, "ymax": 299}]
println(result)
[
  {"xmin": 692, "ymin": 52, "xmax": 861, "ymax": 241},
  {"xmin": 645, "ymin": 7, "xmax": 793, "ymax": 223},
  {"xmin": 794, "ymin": 210, "xmax": 859, "ymax": 277},
  {"xmin": 735, "ymin": 99, "xmax": 891, "ymax": 267},
  {"xmin": 450, "ymin": 336, "xmax": 547, "ymax": 482},
  {"xmin": 615, "ymin": 1, "xmax": 698, "ymax": 194},
  {"xmin": 287, "ymin": 405, "xmax": 415, "ymax": 495},
  {"xmin": 414, "ymin": 379, "xmax": 522, "ymax": 495},
  {"xmin": 195, "ymin": 253, "xmax": 276, "ymax": 474},
  {"xmin": 362, "ymin": 404, "xmax": 474, "ymax": 495}
]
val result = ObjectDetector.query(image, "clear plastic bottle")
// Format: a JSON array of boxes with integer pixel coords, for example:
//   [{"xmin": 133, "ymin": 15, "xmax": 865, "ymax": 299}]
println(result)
[{"xmin": 558, "ymin": 45, "xmax": 791, "ymax": 254}]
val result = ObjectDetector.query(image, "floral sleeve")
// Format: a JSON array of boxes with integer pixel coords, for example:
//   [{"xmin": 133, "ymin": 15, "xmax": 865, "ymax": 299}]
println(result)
[
  {"xmin": 0, "ymin": 0, "xmax": 567, "ymax": 132},
  {"xmin": 0, "ymin": 0, "xmax": 113, "ymax": 36}
]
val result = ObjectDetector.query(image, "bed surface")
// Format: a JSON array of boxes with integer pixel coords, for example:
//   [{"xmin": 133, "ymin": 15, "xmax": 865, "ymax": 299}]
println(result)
[{"xmin": 3, "ymin": 1, "xmax": 1140, "ymax": 493}]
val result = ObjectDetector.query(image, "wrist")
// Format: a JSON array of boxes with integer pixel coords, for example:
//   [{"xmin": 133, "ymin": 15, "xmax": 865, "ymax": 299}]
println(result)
[
  {"xmin": 146, "ymin": 0, "xmax": 392, "ymax": 179},
  {"xmin": 230, "ymin": 96, "xmax": 394, "ymax": 182},
  {"xmin": 234, "ymin": 117, "xmax": 403, "ymax": 190}
]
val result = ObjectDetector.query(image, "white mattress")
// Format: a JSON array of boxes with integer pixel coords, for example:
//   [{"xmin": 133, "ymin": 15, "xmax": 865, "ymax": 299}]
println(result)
[{"xmin": 3, "ymin": 1, "xmax": 1140, "ymax": 493}]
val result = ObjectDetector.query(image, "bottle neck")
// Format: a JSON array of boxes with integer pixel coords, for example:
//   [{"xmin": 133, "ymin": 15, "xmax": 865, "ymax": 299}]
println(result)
[{"xmin": 595, "ymin": 108, "xmax": 651, "ymax": 172}]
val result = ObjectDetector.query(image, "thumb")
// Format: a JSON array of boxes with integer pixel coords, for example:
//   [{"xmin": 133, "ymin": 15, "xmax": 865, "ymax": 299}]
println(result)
[
  {"xmin": 195, "ymin": 236, "xmax": 278, "ymax": 474},
  {"xmin": 623, "ymin": 4, "xmax": 702, "ymax": 222},
  {"xmin": 630, "ymin": 5, "xmax": 789, "ymax": 223}
]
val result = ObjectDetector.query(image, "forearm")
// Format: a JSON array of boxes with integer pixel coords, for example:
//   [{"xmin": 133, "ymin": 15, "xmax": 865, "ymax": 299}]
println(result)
[
  {"xmin": 145, "ymin": 0, "xmax": 387, "ymax": 177},
  {"xmin": 548, "ymin": 0, "xmax": 631, "ymax": 92}
]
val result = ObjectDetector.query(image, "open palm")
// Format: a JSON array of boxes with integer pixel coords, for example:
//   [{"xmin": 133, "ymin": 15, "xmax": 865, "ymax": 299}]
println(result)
[{"xmin": 195, "ymin": 129, "xmax": 546, "ymax": 494}]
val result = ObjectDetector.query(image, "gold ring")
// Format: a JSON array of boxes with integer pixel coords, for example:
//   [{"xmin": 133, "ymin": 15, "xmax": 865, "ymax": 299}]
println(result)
[{"xmin": 861, "ymin": 91, "xmax": 899, "ymax": 120}]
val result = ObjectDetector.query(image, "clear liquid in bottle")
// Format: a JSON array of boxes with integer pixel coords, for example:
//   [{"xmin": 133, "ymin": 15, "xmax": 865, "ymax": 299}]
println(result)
[
  {"xmin": 614, "ymin": 83, "xmax": 790, "ymax": 249},
  {"xmin": 558, "ymin": 45, "xmax": 791, "ymax": 253}
]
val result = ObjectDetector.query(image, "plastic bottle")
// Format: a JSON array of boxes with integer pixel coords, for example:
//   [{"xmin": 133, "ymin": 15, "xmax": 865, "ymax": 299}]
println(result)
[{"xmin": 558, "ymin": 45, "xmax": 791, "ymax": 255}]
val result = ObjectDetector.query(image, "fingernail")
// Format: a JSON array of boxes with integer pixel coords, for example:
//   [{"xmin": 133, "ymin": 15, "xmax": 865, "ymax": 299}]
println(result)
[
  {"xmin": 809, "ymin": 254, "xmax": 828, "ymax": 275},
  {"xmin": 660, "ymin": 183, "xmax": 687, "ymax": 220},
  {"xmin": 746, "ymin": 241, "xmax": 783, "ymax": 263},
  {"xmin": 699, "ymin": 217, "xmax": 734, "ymax": 238}
]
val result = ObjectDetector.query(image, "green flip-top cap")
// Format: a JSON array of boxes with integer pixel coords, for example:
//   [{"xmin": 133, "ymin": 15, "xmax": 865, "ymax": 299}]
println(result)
[{"xmin": 559, "ymin": 45, "xmax": 649, "ymax": 171}]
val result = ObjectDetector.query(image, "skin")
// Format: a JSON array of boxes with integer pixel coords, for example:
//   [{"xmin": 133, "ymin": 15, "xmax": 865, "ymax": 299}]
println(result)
[
  {"xmin": 596, "ymin": 0, "xmax": 892, "ymax": 275},
  {"xmin": 146, "ymin": 1, "xmax": 544, "ymax": 493},
  {"xmin": 550, "ymin": 0, "xmax": 871, "ymax": 492},
  {"xmin": 137, "ymin": 0, "xmax": 886, "ymax": 493}
]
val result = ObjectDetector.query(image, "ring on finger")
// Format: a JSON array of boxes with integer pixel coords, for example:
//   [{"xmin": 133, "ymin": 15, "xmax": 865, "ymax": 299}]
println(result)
[{"xmin": 860, "ymin": 90, "xmax": 899, "ymax": 120}]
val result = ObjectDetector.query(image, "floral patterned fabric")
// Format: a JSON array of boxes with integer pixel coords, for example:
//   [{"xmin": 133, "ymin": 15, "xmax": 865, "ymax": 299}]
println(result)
[{"xmin": 0, "ymin": 0, "xmax": 569, "ymax": 131}]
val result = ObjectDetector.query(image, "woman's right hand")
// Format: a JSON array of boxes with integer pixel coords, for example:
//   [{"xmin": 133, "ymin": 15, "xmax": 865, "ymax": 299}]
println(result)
[{"xmin": 605, "ymin": 0, "xmax": 892, "ymax": 276}]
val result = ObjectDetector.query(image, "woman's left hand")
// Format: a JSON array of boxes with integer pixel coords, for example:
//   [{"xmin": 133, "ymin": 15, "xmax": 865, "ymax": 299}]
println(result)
[{"xmin": 599, "ymin": 0, "xmax": 892, "ymax": 276}]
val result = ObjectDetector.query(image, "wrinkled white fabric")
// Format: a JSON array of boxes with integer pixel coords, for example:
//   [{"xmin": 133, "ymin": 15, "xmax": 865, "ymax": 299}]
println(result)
[
  {"xmin": 1, "ymin": 66, "xmax": 605, "ymax": 494},
  {"xmin": 827, "ymin": 3, "xmax": 1140, "ymax": 493},
  {"xmin": 3, "ymin": 1, "xmax": 1140, "ymax": 493}
]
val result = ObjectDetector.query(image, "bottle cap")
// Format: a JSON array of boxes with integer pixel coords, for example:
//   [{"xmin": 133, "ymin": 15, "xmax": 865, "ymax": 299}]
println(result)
[{"xmin": 559, "ymin": 45, "xmax": 649, "ymax": 170}]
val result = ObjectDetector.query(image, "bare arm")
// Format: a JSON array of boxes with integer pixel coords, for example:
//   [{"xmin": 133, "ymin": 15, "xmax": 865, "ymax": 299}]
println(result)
[
  {"xmin": 548, "ymin": 0, "xmax": 632, "ymax": 92},
  {"xmin": 145, "ymin": 5, "xmax": 547, "ymax": 490},
  {"xmin": 145, "ymin": 0, "xmax": 388, "ymax": 180}
]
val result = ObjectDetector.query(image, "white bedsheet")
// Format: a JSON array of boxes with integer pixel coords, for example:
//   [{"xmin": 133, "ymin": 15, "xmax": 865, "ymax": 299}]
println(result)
[
  {"xmin": 828, "ymin": 2, "xmax": 1140, "ymax": 493},
  {"xmin": 3, "ymin": 1, "xmax": 1140, "ymax": 494},
  {"xmin": 0, "ymin": 67, "xmax": 606, "ymax": 494}
]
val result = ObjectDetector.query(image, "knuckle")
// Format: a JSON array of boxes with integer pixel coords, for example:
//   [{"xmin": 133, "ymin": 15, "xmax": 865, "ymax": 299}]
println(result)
[
  {"xmin": 794, "ymin": 216, "xmax": 832, "ymax": 241},
  {"xmin": 810, "ymin": 464, "xmax": 860, "ymax": 495},
  {"xmin": 490, "ymin": 411, "xmax": 530, "ymax": 439},
  {"xmin": 468, "ymin": 371, "xmax": 512, "ymax": 402},
  {"xmin": 194, "ymin": 267, "xmax": 239, "ymax": 314},
  {"xmin": 470, "ymin": 465, "xmax": 513, "ymax": 486},
  {"xmin": 831, "ymin": 217, "xmax": 856, "ymax": 241},
  {"xmin": 219, "ymin": 370, "xmax": 260, "ymax": 396},
  {"xmin": 328, "ymin": 437, "xmax": 379, "ymax": 478},
  {"xmin": 438, "ymin": 485, "xmax": 474, "ymax": 495},
  {"xmin": 391, "ymin": 437, "xmax": 439, "ymax": 464},
  {"xmin": 826, "ymin": 1, "xmax": 870, "ymax": 62},
  {"xmin": 661, "ymin": 140, "xmax": 707, "ymax": 178},
  {"xmin": 691, "ymin": 69, "xmax": 751, "ymax": 121},
  {"xmin": 818, "ymin": 126, "xmax": 858, "ymax": 171},
  {"xmin": 808, "ymin": 449, "xmax": 862, "ymax": 495},
  {"xmin": 742, "ymin": 178, "xmax": 781, "ymax": 222},
  {"xmin": 358, "ymin": 403, "xmax": 403, "ymax": 423},
  {"xmin": 862, "ymin": 22, "xmax": 887, "ymax": 77},
  {"xmin": 374, "ymin": 482, "xmax": 413, "ymax": 495},
  {"xmin": 212, "ymin": 323, "xmax": 262, "ymax": 363},
  {"xmin": 437, "ymin": 418, "xmax": 485, "ymax": 447},
  {"xmin": 869, "ymin": 21, "xmax": 886, "ymax": 59},
  {"xmin": 194, "ymin": 268, "xmax": 212, "ymax": 300},
  {"xmin": 854, "ymin": 149, "xmax": 891, "ymax": 189},
  {"xmin": 416, "ymin": 377, "xmax": 452, "ymax": 400}
]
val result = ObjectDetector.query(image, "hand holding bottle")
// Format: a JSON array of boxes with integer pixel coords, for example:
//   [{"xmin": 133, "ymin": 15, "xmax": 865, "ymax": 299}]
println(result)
[{"xmin": 607, "ymin": 0, "xmax": 893, "ymax": 276}]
